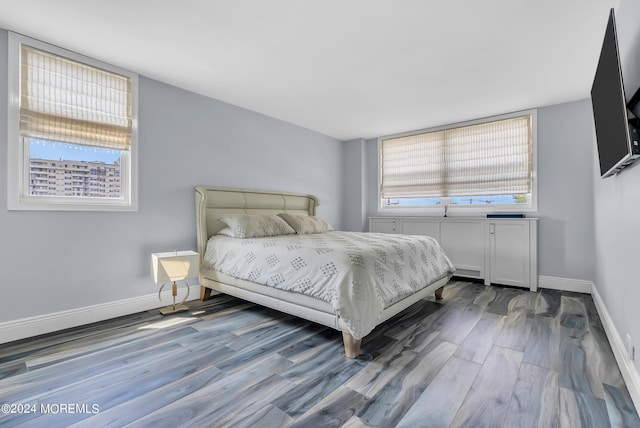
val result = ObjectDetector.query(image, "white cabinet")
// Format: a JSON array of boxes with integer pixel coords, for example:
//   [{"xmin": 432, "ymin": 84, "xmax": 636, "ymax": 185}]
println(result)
[
  {"xmin": 400, "ymin": 218, "xmax": 440, "ymax": 239},
  {"xmin": 439, "ymin": 220, "xmax": 486, "ymax": 280},
  {"xmin": 489, "ymin": 220, "xmax": 537, "ymax": 291},
  {"xmin": 369, "ymin": 216, "xmax": 538, "ymax": 291},
  {"xmin": 370, "ymin": 217, "xmax": 397, "ymax": 234}
]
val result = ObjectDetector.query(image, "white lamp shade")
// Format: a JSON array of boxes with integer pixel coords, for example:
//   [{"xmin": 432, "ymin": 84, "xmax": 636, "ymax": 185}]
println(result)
[{"xmin": 151, "ymin": 250, "xmax": 199, "ymax": 284}]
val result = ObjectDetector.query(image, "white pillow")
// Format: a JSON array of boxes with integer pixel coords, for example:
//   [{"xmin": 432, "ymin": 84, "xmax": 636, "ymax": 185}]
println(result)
[
  {"xmin": 217, "ymin": 227, "xmax": 235, "ymax": 237},
  {"xmin": 217, "ymin": 214, "xmax": 295, "ymax": 238},
  {"xmin": 277, "ymin": 213, "xmax": 334, "ymax": 234}
]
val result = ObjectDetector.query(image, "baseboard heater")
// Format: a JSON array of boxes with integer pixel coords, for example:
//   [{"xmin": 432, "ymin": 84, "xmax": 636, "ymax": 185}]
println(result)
[{"xmin": 454, "ymin": 268, "xmax": 482, "ymax": 277}]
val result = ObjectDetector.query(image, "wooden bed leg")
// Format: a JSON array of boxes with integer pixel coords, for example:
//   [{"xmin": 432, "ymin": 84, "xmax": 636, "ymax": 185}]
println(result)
[
  {"xmin": 434, "ymin": 285, "xmax": 445, "ymax": 300},
  {"xmin": 342, "ymin": 332, "xmax": 362, "ymax": 359},
  {"xmin": 200, "ymin": 286, "xmax": 212, "ymax": 301}
]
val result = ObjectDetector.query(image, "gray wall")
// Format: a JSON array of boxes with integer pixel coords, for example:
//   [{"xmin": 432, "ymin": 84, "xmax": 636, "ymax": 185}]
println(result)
[
  {"xmin": 592, "ymin": 0, "xmax": 640, "ymax": 375},
  {"xmin": 537, "ymin": 100, "xmax": 596, "ymax": 281},
  {"xmin": 342, "ymin": 138, "xmax": 368, "ymax": 232},
  {"xmin": 0, "ymin": 28, "xmax": 343, "ymax": 323},
  {"xmin": 355, "ymin": 100, "xmax": 597, "ymax": 282}
]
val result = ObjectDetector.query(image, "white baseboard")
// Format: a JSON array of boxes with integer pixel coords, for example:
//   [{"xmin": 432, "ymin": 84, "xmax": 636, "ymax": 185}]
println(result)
[
  {"xmin": 0, "ymin": 285, "xmax": 202, "ymax": 345},
  {"xmin": 591, "ymin": 284, "xmax": 640, "ymax": 413},
  {"xmin": 538, "ymin": 276, "xmax": 593, "ymax": 294}
]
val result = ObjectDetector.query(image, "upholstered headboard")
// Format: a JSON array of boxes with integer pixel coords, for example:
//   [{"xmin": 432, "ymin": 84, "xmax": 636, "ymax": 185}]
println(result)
[{"xmin": 195, "ymin": 186, "xmax": 320, "ymax": 260}]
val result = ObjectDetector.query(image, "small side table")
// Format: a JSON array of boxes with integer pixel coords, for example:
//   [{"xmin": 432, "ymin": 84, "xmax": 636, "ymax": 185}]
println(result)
[{"xmin": 151, "ymin": 250, "xmax": 199, "ymax": 315}]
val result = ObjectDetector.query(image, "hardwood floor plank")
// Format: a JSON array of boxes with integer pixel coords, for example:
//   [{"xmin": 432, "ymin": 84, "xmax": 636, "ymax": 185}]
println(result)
[
  {"xmin": 486, "ymin": 286, "xmax": 522, "ymax": 315},
  {"xmin": 192, "ymin": 304, "xmax": 275, "ymax": 331},
  {"xmin": 522, "ymin": 314, "xmax": 562, "ymax": 371},
  {"xmin": 122, "ymin": 351, "xmax": 293, "ymax": 427},
  {"xmin": 288, "ymin": 386, "xmax": 369, "ymax": 428},
  {"xmin": 0, "ymin": 316, "xmax": 163, "ymax": 375},
  {"xmin": 559, "ymin": 387, "xmax": 612, "ymax": 428},
  {"xmin": 558, "ymin": 296, "xmax": 604, "ymax": 398},
  {"xmin": 507, "ymin": 290, "xmax": 537, "ymax": 315},
  {"xmin": 0, "ymin": 338, "xmax": 186, "ymax": 402},
  {"xmin": 272, "ymin": 358, "xmax": 367, "ymax": 418},
  {"xmin": 215, "ymin": 323, "xmax": 317, "ymax": 373},
  {"xmin": 227, "ymin": 316, "xmax": 310, "ymax": 351},
  {"xmin": 0, "ymin": 310, "xmax": 162, "ymax": 365},
  {"xmin": 8, "ymin": 346, "xmax": 231, "ymax": 427},
  {"xmin": 277, "ymin": 334, "xmax": 348, "ymax": 379},
  {"xmin": 277, "ymin": 327, "xmax": 337, "ymax": 362},
  {"xmin": 603, "ymin": 383, "xmax": 640, "ymax": 428},
  {"xmin": 396, "ymin": 356, "xmax": 481, "ymax": 428},
  {"xmin": 382, "ymin": 299, "xmax": 445, "ymax": 341},
  {"xmin": 345, "ymin": 330, "xmax": 439, "ymax": 398},
  {"xmin": 449, "ymin": 346, "xmax": 523, "ymax": 428},
  {"xmin": 494, "ymin": 291, "xmax": 536, "ymax": 352},
  {"xmin": 219, "ymin": 404, "xmax": 293, "ymax": 428},
  {"xmin": 504, "ymin": 363, "xmax": 559, "ymax": 428},
  {"xmin": 137, "ymin": 373, "xmax": 293, "ymax": 428},
  {"xmin": 535, "ymin": 289, "xmax": 562, "ymax": 317},
  {"xmin": 24, "ymin": 320, "xmax": 196, "ymax": 371},
  {"xmin": 560, "ymin": 296, "xmax": 587, "ymax": 332},
  {"xmin": 67, "ymin": 365, "xmax": 225, "ymax": 428},
  {"xmin": 447, "ymin": 281, "xmax": 487, "ymax": 301},
  {"xmin": 213, "ymin": 374, "xmax": 301, "ymax": 427},
  {"xmin": 559, "ymin": 386, "xmax": 583, "ymax": 428},
  {"xmin": 581, "ymin": 314, "xmax": 626, "ymax": 390},
  {"xmin": 0, "ymin": 360, "xmax": 27, "ymax": 381},
  {"xmin": 359, "ymin": 332, "xmax": 398, "ymax": 360},
  {"xmin": 355, "ymin": 339, "xmax": 458, "ymax": 427},
  {"xmin": 454, "ymin": 311, "xmax": 505, "ymax": 364},
  {"xmin": 495, "ymin": 310, "xmax": 534, "ymax": 352},
  {"xmin": 583, "ymin": 293, "xmax": 604, "ymax": 329},
  {"xmin": 561, "ymin": 335, "xmax": 602, "ymax": 401},
  {"xmin": 433, "ymin": 303, "xmax": 483, "ymax": 345},
  {"xmin": 471, "ymin": 284, "xmax": 497, "ymax": 307}
]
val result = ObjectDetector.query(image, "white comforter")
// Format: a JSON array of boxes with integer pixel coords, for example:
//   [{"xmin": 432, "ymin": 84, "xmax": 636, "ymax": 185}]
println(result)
[{"xmin": 204, "ymin": 231, "xmax": 454, "ymax": 339}]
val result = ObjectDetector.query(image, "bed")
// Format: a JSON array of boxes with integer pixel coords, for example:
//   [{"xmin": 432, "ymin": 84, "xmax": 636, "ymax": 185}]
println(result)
[{"xmin": 195, "ymin": 186, "xmax": 454, "ymax": 358}]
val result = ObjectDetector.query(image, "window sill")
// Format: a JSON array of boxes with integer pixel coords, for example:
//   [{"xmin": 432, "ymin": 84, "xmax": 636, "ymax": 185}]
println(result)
[
  {"xmin": 377, "ymin": 204, "xmax": 537, "ymax": 216},
  {"xmin": 8, "ymin": 196, "xmax": 138, "ymax": 212}
]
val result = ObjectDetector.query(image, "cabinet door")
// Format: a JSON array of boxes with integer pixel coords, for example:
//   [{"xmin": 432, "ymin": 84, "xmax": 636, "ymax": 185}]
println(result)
[
  {"xmin": 439, "ymin": 220, "xmax": 485, "ymax": 279},
  {"xmin": 490, "ymin": 221, "xmax": 530, "ymax": 289},
  {"xmin": 400, "ymin": 219, "xmax": 440, "ymax": 240},
  {"xmin": 370, "ymin": 218, "xmax": 397, "ymax": 233}
]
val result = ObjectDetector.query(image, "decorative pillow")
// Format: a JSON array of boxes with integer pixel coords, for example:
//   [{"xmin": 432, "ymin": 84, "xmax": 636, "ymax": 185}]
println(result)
[
  {"xmin": 217, "ymin": 227, "xmax": 235, "ymax": 237},
  {"xmin": 277, "ymin": 213, "xmax": 334, "ymax": 234},
  {"xmin": 217, "ymin": 214, "xmax": 295, "ymax": 238}
]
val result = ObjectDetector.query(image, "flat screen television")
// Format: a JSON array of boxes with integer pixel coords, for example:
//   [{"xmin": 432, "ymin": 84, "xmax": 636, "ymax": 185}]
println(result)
[{"xmin": 591, "ymin": 8, "xmax": 640, "ymax": 178}]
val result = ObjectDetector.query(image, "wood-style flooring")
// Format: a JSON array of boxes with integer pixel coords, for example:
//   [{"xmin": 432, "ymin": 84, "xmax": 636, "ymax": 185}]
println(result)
[{"xmin": 1, "ymin": 280, "xmax": 639, "ymax": 427}]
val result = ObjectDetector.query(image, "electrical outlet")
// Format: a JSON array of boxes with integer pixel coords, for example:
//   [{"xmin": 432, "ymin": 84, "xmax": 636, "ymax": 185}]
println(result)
[{"xmin": 626, "ymin": 334, "xmax": 634, "ymax": 360}]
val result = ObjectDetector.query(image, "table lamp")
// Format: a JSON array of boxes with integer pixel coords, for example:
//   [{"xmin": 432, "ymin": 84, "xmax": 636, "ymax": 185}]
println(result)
[{"xmin": 151, "ymin": 250, "xmax": 199, "ymax": 315}]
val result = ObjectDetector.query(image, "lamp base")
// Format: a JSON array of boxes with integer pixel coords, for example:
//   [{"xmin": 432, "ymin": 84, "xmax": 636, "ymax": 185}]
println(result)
[
  {"xmin": 159, "ymin": 303, "xmax": 189, "ymax": 315},
  {"xmin": 157, "ymin": 280, "xmax": 191, "ymax": 315}
]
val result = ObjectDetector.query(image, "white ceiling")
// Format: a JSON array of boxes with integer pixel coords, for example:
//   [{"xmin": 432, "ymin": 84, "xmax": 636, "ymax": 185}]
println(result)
[{"xmin": 0, "ymin": 0, "xmax": 618, "ymax": 141}]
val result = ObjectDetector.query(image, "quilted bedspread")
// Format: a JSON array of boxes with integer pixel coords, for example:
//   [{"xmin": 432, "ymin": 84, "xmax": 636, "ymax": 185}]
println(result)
[{"xmin": 204, "ymin": 231, "xmax": 455, "ymax": 339}]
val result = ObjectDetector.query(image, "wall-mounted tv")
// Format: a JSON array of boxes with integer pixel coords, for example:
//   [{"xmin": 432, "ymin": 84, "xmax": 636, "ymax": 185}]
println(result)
[{"xmin": 591, "ymin": 8, "xmax": 640, "ymax": 178}]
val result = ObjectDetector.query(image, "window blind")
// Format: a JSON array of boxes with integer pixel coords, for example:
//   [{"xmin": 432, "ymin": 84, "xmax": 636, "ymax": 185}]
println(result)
[
  {"xmin": 20, "ymin": 44, "xmax": 132, "ymax": 151},
  {"xmin": 381, "ymin": 115, "xmax": 532, "ymax": 198}
]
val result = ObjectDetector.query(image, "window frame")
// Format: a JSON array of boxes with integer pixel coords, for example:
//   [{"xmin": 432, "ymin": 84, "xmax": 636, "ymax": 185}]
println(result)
[
  {"xmin": 377, "ymin": 109, "xmax": 538, "ymax": 215},
  {"xmin": 7, "ymin": 32, "xmax": 139, "ymax": 211}
]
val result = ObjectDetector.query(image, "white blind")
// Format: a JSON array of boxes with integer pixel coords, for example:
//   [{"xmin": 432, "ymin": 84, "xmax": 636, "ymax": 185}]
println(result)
[
  {"xmin": 381, "ymin": 115, "xmax": 532, "ymax": 198},
  {"xmin": 20, "ymin": 44, "xmax": 132, "ymax": 150}
]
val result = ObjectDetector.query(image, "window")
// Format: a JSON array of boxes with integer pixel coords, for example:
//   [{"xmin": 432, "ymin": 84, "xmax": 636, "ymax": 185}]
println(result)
[
  {"xmin": 379, "ymin": 110, "xmax": 537, "ymax": 213},
  {"xmin": 7, "ymin": 32, "xmax": 138, "ymax": 211}
]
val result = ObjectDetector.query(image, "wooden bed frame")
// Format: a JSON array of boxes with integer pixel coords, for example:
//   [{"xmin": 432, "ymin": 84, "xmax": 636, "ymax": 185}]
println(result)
[{"xmin": 195, "ymin": 186, "xmax": 450, "ymax": 358}]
